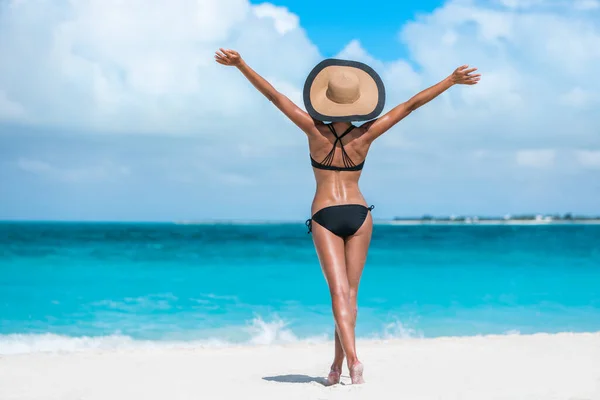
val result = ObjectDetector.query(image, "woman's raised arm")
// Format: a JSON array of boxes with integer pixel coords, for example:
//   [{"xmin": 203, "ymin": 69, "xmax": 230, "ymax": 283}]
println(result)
[
  {"xmin": 362, "ymin": 65, "xmax": 480, "ymax": 142},
  {"xmin": 215, "ymin": 48, "xmax": 316, "ymax": 135}
]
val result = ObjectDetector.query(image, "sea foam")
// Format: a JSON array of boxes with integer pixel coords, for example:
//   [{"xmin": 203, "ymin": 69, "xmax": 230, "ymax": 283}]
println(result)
[
  {"xmin": 0, "ymin": 315, "xmax": 430, "ymax": 355},
  {"xmin": 0, "ymin": 316, "xmax": 329, "ymax": 355}
]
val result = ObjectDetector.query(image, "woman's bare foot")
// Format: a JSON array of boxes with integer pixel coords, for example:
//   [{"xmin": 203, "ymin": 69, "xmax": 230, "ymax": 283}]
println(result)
[
  {"xmin": 349, "ymin": 361, "xmax": 364, "ymax": 384},
  {"xmin": 326, "ymin": 366, "xmax": 341, "ymax": 386}
]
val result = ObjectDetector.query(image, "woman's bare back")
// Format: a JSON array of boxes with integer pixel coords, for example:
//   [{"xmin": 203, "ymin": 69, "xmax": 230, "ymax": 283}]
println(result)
[{"xmin": 308, "ymin": 122, "xmax": 372, "ymax": 214}]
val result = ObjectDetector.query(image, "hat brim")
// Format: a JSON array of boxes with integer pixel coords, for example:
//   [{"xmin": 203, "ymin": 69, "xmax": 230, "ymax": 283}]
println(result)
[{"xmin": 303, "ymin": 59, "xmax": 385, "ymax": 122}]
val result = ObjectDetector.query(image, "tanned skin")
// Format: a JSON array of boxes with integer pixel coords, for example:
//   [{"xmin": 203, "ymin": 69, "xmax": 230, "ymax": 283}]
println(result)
[{"xmin": 215, "ymin": 48, "xmax": 480, "ymax": 384}]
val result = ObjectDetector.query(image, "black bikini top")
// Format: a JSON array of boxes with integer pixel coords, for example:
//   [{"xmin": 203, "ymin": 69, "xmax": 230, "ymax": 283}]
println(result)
[{"xmin": 310, "ymin": 124, "xmax": 365, "ymax": 171}]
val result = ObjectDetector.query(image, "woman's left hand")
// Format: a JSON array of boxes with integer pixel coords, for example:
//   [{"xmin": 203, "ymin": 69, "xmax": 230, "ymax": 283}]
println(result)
[{"xmin": 214, "ymin": 48, "xmax": 243, "ymax": 67}]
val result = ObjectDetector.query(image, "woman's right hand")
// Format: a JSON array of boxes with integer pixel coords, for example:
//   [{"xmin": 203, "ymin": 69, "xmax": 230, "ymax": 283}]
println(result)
[
  {"xmin": 214, "ymin": 48, "xmax": 243, "ymax": 67},
  {"xmin": 450, "ymin": 65, "xmax": 481, "ymax": 85}
]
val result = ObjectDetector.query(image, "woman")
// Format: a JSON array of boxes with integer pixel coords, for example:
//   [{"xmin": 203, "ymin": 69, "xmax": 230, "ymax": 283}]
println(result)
[{"xmin": 215, "ymin": 48, "xmax": 480, "ymax": 385}]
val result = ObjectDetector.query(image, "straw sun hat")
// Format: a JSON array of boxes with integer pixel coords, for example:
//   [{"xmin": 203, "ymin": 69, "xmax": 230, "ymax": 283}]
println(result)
[{"xmin": 303, "ymin": 59, "xmax": 385, "ymax": 122}]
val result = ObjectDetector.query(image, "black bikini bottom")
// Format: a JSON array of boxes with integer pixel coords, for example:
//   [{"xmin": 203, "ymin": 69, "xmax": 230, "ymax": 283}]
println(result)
[{"xmin": 306, "ymin": 204, "xmax": 374, "ymax": 239}]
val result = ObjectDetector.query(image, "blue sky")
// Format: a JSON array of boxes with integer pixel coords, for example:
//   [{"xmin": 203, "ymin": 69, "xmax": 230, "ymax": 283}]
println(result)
[
  {"xmin": 1, "ymin": 0, "xmax": 599, "ymax": 221},
  {"xmin": 263, "ymin": 0, "xmax": 446, "ymax": 61}
]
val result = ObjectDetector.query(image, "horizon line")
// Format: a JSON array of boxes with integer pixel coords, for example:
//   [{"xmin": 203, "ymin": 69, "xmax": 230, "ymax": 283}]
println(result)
[{"xmin": 2, "ymin": 216, "xmax": 600, "ymax": 224}]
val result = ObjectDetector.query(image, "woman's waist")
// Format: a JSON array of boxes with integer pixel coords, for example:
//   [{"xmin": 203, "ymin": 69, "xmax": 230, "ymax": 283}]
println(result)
[{"xmin": 311, "ymin": 187, "xmax": 367, "ymax": 214}]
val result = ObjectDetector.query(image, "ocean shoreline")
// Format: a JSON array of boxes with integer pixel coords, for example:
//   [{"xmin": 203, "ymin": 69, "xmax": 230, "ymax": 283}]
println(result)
[{"xmin": 2, "ymin": 330, "xmax": 599, "ymax": 356}]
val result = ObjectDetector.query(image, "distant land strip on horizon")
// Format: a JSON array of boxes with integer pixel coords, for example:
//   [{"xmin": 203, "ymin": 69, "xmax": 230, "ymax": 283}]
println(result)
[{"xmin": 387, "ymin": 213, "xmax": 600, "ymax": 225}]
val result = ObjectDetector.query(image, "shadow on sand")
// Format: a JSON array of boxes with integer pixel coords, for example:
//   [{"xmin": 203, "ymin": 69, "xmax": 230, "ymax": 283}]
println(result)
[{"xmin": 262, "ymin": 374, "xmax": 329, "ymax": 385}]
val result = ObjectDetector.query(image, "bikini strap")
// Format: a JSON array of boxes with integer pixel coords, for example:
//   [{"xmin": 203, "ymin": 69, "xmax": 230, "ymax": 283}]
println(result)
[
  {"xmin": 305, "ymin": 218, "xmax": 312, "ymax": 234},
  {"xmin": 327, "ymin": 123, "xmax": 355, "ymax": 139},
  {"xmin": 338, "ymin": 124, "xmax": 355, "ymax": 139},
  {"xmin": 318, "ymin": 124, "xmax": 357, "ymax": 169},
  {"xmin": 327, "ymin": 123, "xmax": 338, "ymax": 138},
  {"xmin": 368, "ymin": 205, "xmax": 375, "ymax": 211},
  {"xmin": 333, "ymin": 124, "xmax": 357, "ymax": 169}
]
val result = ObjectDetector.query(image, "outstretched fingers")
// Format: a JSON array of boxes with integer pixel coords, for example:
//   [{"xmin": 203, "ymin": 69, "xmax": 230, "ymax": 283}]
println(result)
[
  {"xmin": 453, "ymin": 65, "xmax": 481, "ymax": 85},
  {"xmin": 464, "ymin": 73, "xmax": 481, "ymax": 85},
  {"xmin": 466, "ymin": 71, "xmax": 481, "ymax": 84},
  {"xmin": 214, "ymin": 49, "xmax": 228, "ymax": 64},
  {"xmin": 214, "ymin": 55, "xmax": 228, "ymax": 65},
  {"xmin": 214, "ymin": 48, "xmax": 241, "ymax": 66},
  {"xmin": 222, "ymin": 48, "xmax": 239, "ymax": 57}
]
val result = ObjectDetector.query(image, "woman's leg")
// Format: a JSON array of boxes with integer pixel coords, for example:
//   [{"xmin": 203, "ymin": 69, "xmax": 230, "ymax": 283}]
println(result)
[
  {"xmin": 333, "ymin": 328, "xmax": 344, "ymax": 370},
  {"xmin": 311, "ymin": 221, "xmax": 358, "ymax": 373},
  {"xmin": 325, "ymin": 328, "xmax": 344, "ymax": 385},
  {"xmin": 332, "ymin": 209, "xmax": 373, "ymax": 373},
  {"xmin": 342, "ymin": 212, "xmax": 373, "ymax": 382},
  {"xmin": 344, "ymin": 213, "xmax": 373, "ymax": 340}
]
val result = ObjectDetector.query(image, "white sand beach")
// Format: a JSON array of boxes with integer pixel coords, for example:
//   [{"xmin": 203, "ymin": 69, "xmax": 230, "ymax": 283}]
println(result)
[{"xmin": 1, "ymin": 332, "xmax": 599, "ymax": 400}]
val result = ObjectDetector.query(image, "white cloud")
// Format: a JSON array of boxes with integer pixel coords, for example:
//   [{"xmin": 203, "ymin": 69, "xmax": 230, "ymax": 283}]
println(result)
[
  {"xmin": 253, "ymin": 3, "xmax": 299, "ymax": 35},
  {"xmin": 1, "ymin": 0, "xmax": 600, "ymax": 191},
  {"xmin": 497, "ymin": 0, "xmax": 544, "ymax": 9},
  {"xmin": 0, "ymin": 0, "xmax": 318, "ymax": 138},
  {"xmin": 336, "ymin": 40, "xmax": 385, "ymax": 72},
  {"xmin": 380, "ymin": 0, "xmax": 600, "ymax": 154},
  {"xmin": 17, "ymin": 158, "xmax": 131, "ymax": 182},
  {"xmin": 1, "ymin": 0, "xmax": 599, "ymax": 149},
  {"xmin": 516, "ymin": 150, "xmax": 556, "ymax": 168},
  {"xmin": 575, "ymin": 150, "xmax": 600, "ymax": 168},
  {"xmin": 575, "ymin": 0, "xmax": 600, "ymax": 10}
]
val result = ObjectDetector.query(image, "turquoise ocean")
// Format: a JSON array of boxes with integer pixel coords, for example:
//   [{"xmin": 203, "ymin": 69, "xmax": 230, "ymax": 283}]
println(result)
[{"xmin": 1, "ymin": 222, "xmax": 599, "ymax": 354}]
